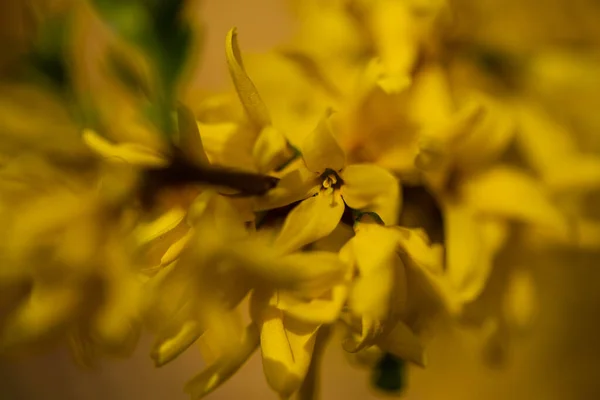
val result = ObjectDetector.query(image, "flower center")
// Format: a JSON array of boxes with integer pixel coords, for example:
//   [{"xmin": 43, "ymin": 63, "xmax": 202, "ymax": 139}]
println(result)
[{"xmin": 320, "ymin": 169, "xmax": 343, "ymax": 191}]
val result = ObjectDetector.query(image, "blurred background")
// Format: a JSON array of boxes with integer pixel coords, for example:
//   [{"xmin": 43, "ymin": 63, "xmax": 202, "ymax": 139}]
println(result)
[{"xmin": 1, "ymin": 0, "xmax": 599, "ymax": 399}]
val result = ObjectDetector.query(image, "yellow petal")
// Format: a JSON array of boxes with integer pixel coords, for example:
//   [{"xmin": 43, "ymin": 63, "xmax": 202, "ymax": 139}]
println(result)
[
  {"xmin": 177, "ymin": 104, "xmax": 210, "ymax": 165},
  {"xmin": 444, "ymin": 204, "xmax": 508, "ymax": 303},
  {"xmin": 253, "ymin": 125, "xmax": 295, "ymax": 173},
  {"xmin": 349, "ymin": 223, "xmax": 398, "ymax": 320},
  {"xmin": 82, "ymin": 129, "xmax": 167, "ymax": 167},
  {"xmin": 277, "ymin": 283, "xmax": 348, "ymax": 324},
  {"xmin": 258, "ymin": 305, "xmax": 319, "ymax": 398},
  {"xmin": 151, "ymin": 320, "xmax": 202, "ymax": 367},
  {"xmin": 225, "ymin": 28, "xmax": 271, "ymax": 129},
  {"xmin": 274, "ymin": 191, "xmax": 345, "ymax": 253},
  {"xmin": 515, "ymin": 102, "xmax": 577, "ymax": 177},
  {"xmin": 343, "ymin": 316, "xmax": 383, "ymax": 353},
  {"xmin": 502, "ymin": 268, "xmax": 537, "ymax": 331},
  {"xmin": 370, "ymin": 1, "xmax": 417, "ymax": 90},
  {"xmin": 461, "ymin": 166, "xmax": 568, "ymax": 232},
  {"xmin": 159, "ymin": 228, "xmax": 194, "ymax": 267},
  {"xmin": 185, "ymin": 324, "xmax": 259, "ymax": 399},
  {"xmin": 393, "ymin": 227, "xmax": 444, "ymax": 274},
  {"xmin": 253, "ymin": 165, "xmax": 319, "ymax": 211},
  {"xmin": 133, "ymin": 207, "xmax": 187, "ymax": 245},
  {"xmin": 0, "ymin": 282, "xmax": 81, "ymax": 349},
  {"xmin": 301, "ymin": 110, "xmax": 346, "ymax": 174},
  {"xmin": 543, "ymin": 155, "xmax": 600, "ymax": 193},
  {"xmin": 378, "ymin": 320, "xmax": 427, "ymax": 367},
  {"xmin": 297, "ymin": 325, "xmax": 332, "ymax": 400},
  {"xmin": 341, "ymin": 164, "xmax": 400, "ymax": 225},
  {"xmin": 197, "ymin": 122, "xmax": 256, "ymax": 171},
  {"xmin": 228, "ymin": 246, "xmax": 349, "ymax": 296}
]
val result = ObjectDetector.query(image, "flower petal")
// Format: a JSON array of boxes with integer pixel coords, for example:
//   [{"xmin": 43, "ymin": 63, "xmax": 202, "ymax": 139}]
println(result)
[
  {"xmin": 133, "ymin": 207, "xmax": 187, "ymax": 245},
  {"xmin": 253, "ymin": 165, "xmax": 319, "ymax": 211},
  {"xmin": 151, "ymin": 320, "xmax": 202, "ymax": 367},
  {"xmin": 301, "ymin": 110, "xmax": 346, "ymax": 174},
  {"xmin": 225, "ymin": 28, "xmax": 271, "ymax": 129},
  {"xmin": 228, "ymin": 246, "xmax": 349, "ymax": 297},
  {"xmin": 341, "ymin": 164, "xmax": 400, "ymax": 225},
  {"xmin": 253, "ymin": 125, "xmax": 295, "ymax": 173},
  {"xmin": 82, "ymin": 129, "xmax": 167, "ymax": 167},
  {"xmin": 0, "ymin": 282, "xmax": 81, "ymax": 349},
  {"xmin": 393, "ymin": 227, "xmax": 444, "ymax": 274},
  {"xmin": 444, "ymin": 204, "xmax": 508, "ymax": 303},
  {"xmin": 177, "ymin": 104, "xmax": 210, "ymax": 165},
  {"xmin": 184, "ymin": 324, "xmax": 259, "ymax": 399},
  {"xmin": 274, "ymin": 191, "xmax": 345, "ymax": 253},
  {"xmin": 349, "ymin": 223, "xmax": 398, "ymax": 321},
  {"xmin": 277, "ymin": 283, "xmax": 348, "ymax": 324},
  {"xmin": 257, "ymin": 305, "xmax": 319, "ymax": 398},
  {"xmin": 461, "ymin": 166, "xmax": 568, "ymax": 232},
  {"xmin": 378, "ymin": 320, "xmax": 427, "ymax": 367}
]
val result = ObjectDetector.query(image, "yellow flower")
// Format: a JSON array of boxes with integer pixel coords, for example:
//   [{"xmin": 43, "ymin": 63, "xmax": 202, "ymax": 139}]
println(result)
[
  {"xmin": 149, "ymin": 194, "xmax": 350, "ymax": 398},
  {"xmin": 514, "ymin": 101, "xmax": 600, "ymax": 249},
  {"xmin": 414, "ymin": 93, "xmax": 568, "ymax": 305},
  {"xmin": 0, "ymin": 156, "xmax": 144, "ymax": 358},
  {"xmin": 339, "ymin": 215, "xmax": 452, "ymax": 366},
  {"xmin": 256, "ymin": 110, "xmax": 400, "ymax": 254}
]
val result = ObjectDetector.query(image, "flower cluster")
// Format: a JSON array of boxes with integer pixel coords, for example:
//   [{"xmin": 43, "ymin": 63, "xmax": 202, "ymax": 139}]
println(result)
[{"xmin": 0, "ymin": 0, "xmax": 599, "ymax": 399}]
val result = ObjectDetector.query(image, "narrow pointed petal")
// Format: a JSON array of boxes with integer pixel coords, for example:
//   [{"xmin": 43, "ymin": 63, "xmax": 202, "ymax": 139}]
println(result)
[
  {"xmin": 341, "ymin": 164, "xmax": 400, "ymax": 225},
  {"xmin": 302, "ymin": 111, "xmax": 346, "ymax": 174},
  {"xmin": 275, "ymin": 192, "xmax": 345, "ymax": 253},
  {"xmin": 225, "ymin": 28, "xmax": 271, "ymax": 129},
  {"xmin": 82, "ymin": 129, "xmax": 167, "ymax": 167},
  {"xmin": 184, "ymin": 324, "xmax": 259, "ymax": 399},
  {"xmin": 177, "ymin": 104, "xmax": 210, "ymax": 165}
]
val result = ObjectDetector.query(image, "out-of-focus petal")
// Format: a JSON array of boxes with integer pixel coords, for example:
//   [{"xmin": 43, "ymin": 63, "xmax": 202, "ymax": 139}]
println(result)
[
  {"xmin": 151, "ymin": 320, "xmax": 202, "ymax": 367},
  {"xmin": 82, "ymin": 129, "xmax": 167, "ymax": 167},
  {"xmin": 461, "ymin": 165, "xmax": 568, "ymax": 232},
  {"xmin": 277, "ymin": 283, "xmax": 348, "ymax": 324},
  {"xmin": 444, "ymin": 204, "xmax": 508, "ymax": 303},
  {"xmin": 378, "ymin": 320, "xmax": 427, "ymax": 367},
  {"xmin": 228, "ymin": 246, "xmax": 349, "ymax": 297},
  {"xmin": 133, "ymin": 207, "xmax": 187, "ymax": 245},
  {"xmin": 184, "ymin": 324, "xmax": 259, "ymax": 399},
  {"xmin": 341, "ymin": 164, "xmax": 400, "ymax": 225}
]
